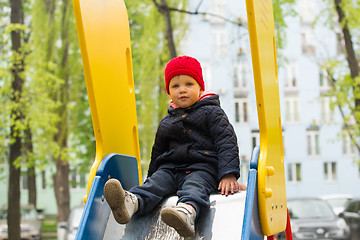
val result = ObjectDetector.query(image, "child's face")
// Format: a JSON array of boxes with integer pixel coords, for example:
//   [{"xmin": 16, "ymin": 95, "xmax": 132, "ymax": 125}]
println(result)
[{"xmin": 168, "ymin": 75, "xmax": 204, "ymax": 108}]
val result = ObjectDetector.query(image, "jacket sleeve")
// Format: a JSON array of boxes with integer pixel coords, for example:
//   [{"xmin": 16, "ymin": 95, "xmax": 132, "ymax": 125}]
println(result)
[
  {"xmin": 207, "ymin": 106, "xmax": 240, "ymax": 181},
  {"xmin": 147, "ymin": 118, "xmax": 169, "ymax": 178}
]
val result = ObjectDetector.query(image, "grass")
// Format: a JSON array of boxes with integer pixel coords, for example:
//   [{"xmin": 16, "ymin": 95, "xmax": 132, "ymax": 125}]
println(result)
[{"xmin": 41, "ymin": 215, "xmax": 57, "ymax": 240}]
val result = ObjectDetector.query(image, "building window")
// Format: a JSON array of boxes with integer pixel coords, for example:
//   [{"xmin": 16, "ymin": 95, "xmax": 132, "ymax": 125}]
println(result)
[
  {"xmin": 201, "ymin": 62, "xmax": 212, "ymax": 90},
  {"xmin": 282, "ymin": 132, "xmax": 286, "ymax": 157},
  {"xmin": 70, "ymin": 170, "xmax": 77, "ymax": 189},
  {"xmin": 252, "ymin": 130, "xmax": 260, "ymax": 149},
  {"xmin": 208, "ymin": 0, "xmax": 226, "ymax": 24},
  {"xmin": 211, "ymin": 27, "xmax": 227, "ymax": 56},
  {"xmin": 250, "ymin": 130, "xmax": 285, "ymax": 155},
  {"xmin": 70, "ymin": 169, "xmax": 87, "ymax": 189},
  {"xmin": 235, "ymin": 98, "xmax": 248, "ymax": 124},
  {"xmin": 320, "ymin": 96, "xmax": 335, "ymax": 123},
  {"xmin": 298, "ymin": 0, "xmax": 315, "ymax": 24},
  {"xmin": 324, "ymin": 162, "xmax": 337, "ymax": 181},
  {"xmin": 319, "ymin": 69, "xmax": 331, "ymax": 91},
  {"xmin": 284, "ymin": 62, "xmax": 298, "ymax": 90},
  {"xmin": 301, "ymin": 29, "xmax": 316, "ymax": 55},
  {"xmin": 342, "ymin": 133, "xmax": 356, "ymax": 157},
  {"xmin": 288, "ymin": 163, "xmax": 301, "ymax": 183},
  {"xmin": 234, "ymin": 62, "xmax": 249, "ymax": 91},
  {"xmin": 21, "ymin": 171, "xmax": 28, "ymax": 190},
  {"xmin": 346, "ymin": 202, "xmax": 359, "ymax": 213},
  {"xmin": 336, "ymin": 32, "xmax": 345, "ymax": 55},
  {"xmin": 285, "ymin": 96, "xmax": 299, "ymax": 123},
  {"xmin": 307, "ymin": 129, "xmax": 320, "ymax": 157},
  {"xmin": 42, "ymin": 170, "xmax": 47, "ymax": 190}
]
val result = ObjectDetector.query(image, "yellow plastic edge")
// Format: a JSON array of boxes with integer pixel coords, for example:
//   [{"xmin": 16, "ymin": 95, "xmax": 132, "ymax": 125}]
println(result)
[
  {"xmin": 245, "ymin": 0, "xmax": 287, "ymax": 235},
  {"xmin": 72, "ymin": 0, "xmax": 142, "ymax": 203}
]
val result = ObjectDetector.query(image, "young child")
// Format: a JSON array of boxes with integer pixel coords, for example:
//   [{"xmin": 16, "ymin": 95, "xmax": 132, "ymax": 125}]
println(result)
[{"xmin": 104, "ymin": 56, "xmax": 245, "ymax": 237}]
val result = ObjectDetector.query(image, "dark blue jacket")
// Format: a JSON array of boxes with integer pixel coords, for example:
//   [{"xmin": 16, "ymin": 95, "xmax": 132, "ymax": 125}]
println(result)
[{"xmin": 147, "ymin": 95, "xmax": 240, "ymax": 182}]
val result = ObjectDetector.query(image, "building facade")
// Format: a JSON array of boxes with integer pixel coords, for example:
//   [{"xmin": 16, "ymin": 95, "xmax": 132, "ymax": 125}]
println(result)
[
  {"xmin": 181, "ymin": 0, "xmax": 360, "ymax": 197},
  {"xmin": 0, "ymin": 165, "xmax": 87, "ymax": 215}
]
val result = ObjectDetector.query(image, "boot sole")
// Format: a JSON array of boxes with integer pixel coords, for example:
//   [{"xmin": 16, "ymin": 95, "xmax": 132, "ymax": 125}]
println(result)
[
  {"xmin": 104, "ymin": 179, "xmax": 130, "ymax": 224},
  {"xmin": 161, "ymin": 208, "xmax": 195, "ymax": 237}
]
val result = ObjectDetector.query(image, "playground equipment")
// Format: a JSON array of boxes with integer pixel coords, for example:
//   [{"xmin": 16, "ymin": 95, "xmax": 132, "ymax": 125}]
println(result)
[{"xmin": 72, "ymin": 0, "xmax": 293, "ymax": 239}]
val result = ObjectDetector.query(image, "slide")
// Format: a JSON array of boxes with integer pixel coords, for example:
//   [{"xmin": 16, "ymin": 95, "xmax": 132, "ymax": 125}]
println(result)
[
  {"xmin": 75, "ymin": 147, "xmax": 263, "ymax": 240},
  {"xmin": 71, "ymin": 0, "xmax": 291, "ymax": 239}
]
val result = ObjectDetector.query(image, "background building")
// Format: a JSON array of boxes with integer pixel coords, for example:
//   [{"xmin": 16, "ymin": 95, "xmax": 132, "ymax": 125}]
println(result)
[
  {"xmin": 0, "ymin": 165, "xmax": 87, "ymax": 214},
  {"xmin": 181, "ymin": 0, "xmax": 360, "ymax": 198}
]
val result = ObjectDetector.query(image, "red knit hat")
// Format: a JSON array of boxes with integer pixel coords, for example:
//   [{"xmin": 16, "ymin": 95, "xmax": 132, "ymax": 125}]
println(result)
[{"xmin": 165, "ymin": 56, "xmax": 204, "ymax": 94}]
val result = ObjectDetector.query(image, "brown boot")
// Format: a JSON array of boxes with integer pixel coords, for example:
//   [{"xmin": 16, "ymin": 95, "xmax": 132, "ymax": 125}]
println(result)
[
  {"xmin": 160, "ymin": 202, "xmax": 196, "ymax": 237},
  {"xmin": 104, "ymin": 179, "xmax": 138, "ymax": 224}
]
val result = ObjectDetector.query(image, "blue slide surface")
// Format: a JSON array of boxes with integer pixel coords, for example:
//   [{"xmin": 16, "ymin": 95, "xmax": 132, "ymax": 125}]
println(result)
[{"xmin": 76, "ymin": 147, "xmax": 264, "ymax": 239}]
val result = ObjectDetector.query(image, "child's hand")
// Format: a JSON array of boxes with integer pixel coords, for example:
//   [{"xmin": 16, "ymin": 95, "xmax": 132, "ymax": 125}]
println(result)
[{"xmin": 218, "ymin": 174, "xmax": 247, "ymax": 196}]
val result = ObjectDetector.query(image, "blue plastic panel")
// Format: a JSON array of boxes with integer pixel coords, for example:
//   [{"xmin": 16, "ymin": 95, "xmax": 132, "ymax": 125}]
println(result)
[
  {"xmin": 75, "ymin": 154, "xmax": 139, "ymax": 240},
  {"xmin": 242, "ymin": 146, "xmax": 264, "ymax": 240},
  {"xmin": 76, "ymin": 176, "xmax": 110, "ymax": 239},
  {"xmin": 96, "ymin": 153, "xmax": 140, "ymax": 190}
]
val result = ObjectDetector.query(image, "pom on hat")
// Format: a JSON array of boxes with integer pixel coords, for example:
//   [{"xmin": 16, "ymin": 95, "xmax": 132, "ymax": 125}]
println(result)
[{"xmin": 165, "ymin": 56, "xmax": 204, "ymax": 94}]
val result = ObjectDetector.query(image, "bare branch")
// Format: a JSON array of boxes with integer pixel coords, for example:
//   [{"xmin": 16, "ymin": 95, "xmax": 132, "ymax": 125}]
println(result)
[
  {"xmin": 152, "ymin": 0, "xmax": 177, "ymax": 58},
  {"xmin": 195, "ymin": 0, "xmax": 204, "ymax": 13},
  {"xmin": 152, "ymin": 0, "xmax": 243, "ymax": 27},
  {"xmin": 168, "ymin": 7, "xmax": 243, "ymax": 27}
]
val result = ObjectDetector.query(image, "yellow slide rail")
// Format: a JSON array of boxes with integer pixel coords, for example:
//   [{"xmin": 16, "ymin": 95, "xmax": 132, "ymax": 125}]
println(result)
[
  {"xmin": 72, "ymin": 0, "xmax": 142, "ymax": 203},
  {"xmin": 245, "ymin": 0, "xmax": 287, "ymax": 236}
]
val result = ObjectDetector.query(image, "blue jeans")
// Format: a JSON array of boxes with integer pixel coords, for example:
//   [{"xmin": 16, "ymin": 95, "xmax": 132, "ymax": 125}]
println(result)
[{"xmin": 129, "ymin": 169, "xmax": 217, "ymax": 217}]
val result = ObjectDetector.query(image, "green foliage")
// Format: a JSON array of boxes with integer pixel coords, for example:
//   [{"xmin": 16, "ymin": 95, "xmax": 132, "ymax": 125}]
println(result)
[
  {"xmin": 339, "ymin": 0, "xmax": 360, "ymax": 29},
  {"xmin": 24, "ymin": 0, "xmax": 65, "ymax": 166},
  {"xmin": 41, "ymin": 215, "xmax": 57, "ymax": 239},
  {"xmin": 27, "ymin": 0, "xmax": 94, "ymax": 171},
  {"xmin": 126, "ymin": 0, "xmax": 188, "ymax": 171},
  {"xmin": 0, "ymin": 52, "xmax": 11, "ymax": 162},
  {"xmin": 0, "ymin": 3, "xmax": 10, "ymax": 180},
  {"xmin": 318, "ymin": 0, "xmax": 360, "ymax": 158},
  {"xmin": 273, "ymin": 0, "xmax": 297, "ymax": 65},
  {"xmin": 0, "ymin": 0, "xmax": 94, "ymax": 183},
  {"xmin": 128, "ymin": 0, "xmax": 167, "ymax": 169}
]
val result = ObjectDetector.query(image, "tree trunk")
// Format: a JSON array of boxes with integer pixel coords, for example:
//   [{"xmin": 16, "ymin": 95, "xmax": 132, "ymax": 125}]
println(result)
[
  {"xmin": 28, "ymin": 166, "xmax": 37, "ymax": 207},
  {"xmin": 53, "ymin": 0, "xmax": 71, "ymax": 223},
  {"xmin": 334, "ymin": 0, "xmax": 360, "ymax": 108},
  {"xmin": 53, "ymin": 157, "xmax": 70, "ymax": 222},
  {"xmin": 8, "ymin": 139, "xmax": 21, "ymax": 240},
  {"xmin": 152, "ymin": 0, "xmax": 178, "ymax": 120},
  {"xmin": 8, "ymin": 0, "xmax": 24, "ymax": 239},
  {"xmin": 153, "ymin": 0, "xmax": 177, "ymax": 58},
  {"xmin": 161, "ymin": 0, "xmax": 177, "ymax": 59},
  {"xmin": 333, "ymin": 0, "xmax": 360, "ymax": 155},
  {"xmin": 25, "ymin": 127, "xmax": 37, "ymax": 207}
]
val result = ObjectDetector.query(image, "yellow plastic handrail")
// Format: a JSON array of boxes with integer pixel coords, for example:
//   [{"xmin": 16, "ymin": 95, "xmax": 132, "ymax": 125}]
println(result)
[
  {"xmin": 73, "ymin": 0, "xmax": 142, "ymax": 203},
  {"xmin": 245, "ymin": 0, "xmax": 287, "ymax": 235}
]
